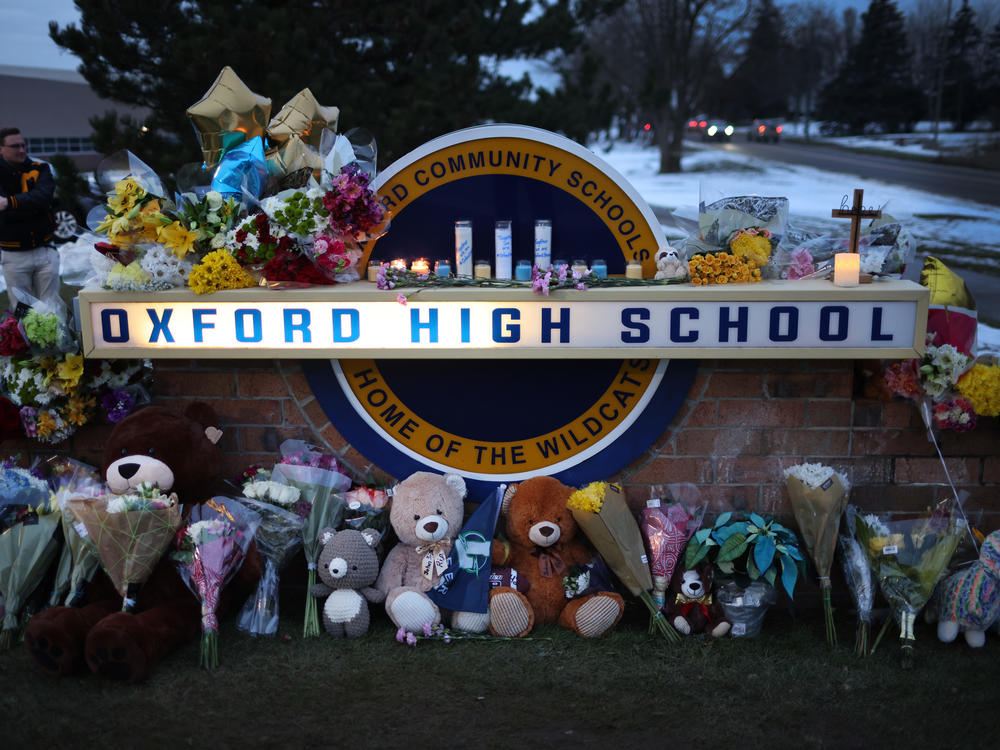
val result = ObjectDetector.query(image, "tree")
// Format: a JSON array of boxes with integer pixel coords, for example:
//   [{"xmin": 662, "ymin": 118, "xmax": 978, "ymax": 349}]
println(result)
[
  {"xmin": 817, "ymin": 0, "xmax": 923, "ymax": 134},
  {"xmin": 942, "ymin": 0, "xmax": 983, "ymax": 130},
  {"xmin": 983, "ymin": 21, "xmax": 1000, "ymax": 129},
  {"xmin": 783, "ymin": 2, "xmax": 846, "ymax": 137},
  {"xmin": 725, "ymin": 0, "xmax": 791, "ymax": 121},
  {"xmin": 582, "ymin": 0, "xmax": 751, "ymax": 173},
  {"xmin": 49, "ymin": 0, "xmax": 611, "ymax": 177}
]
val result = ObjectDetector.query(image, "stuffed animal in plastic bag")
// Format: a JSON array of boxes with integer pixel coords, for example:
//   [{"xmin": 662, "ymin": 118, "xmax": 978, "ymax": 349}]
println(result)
[
  {"xmin": 310, "ymin": 527, "xmax": 384, "ymax": 638},
  {"xmin": 666, "ymin": 562, "xmax": 730, "ymax": 637},
  {"xmin": 936, "ymin": 530, "xmax": 1000, "ymax": 648}
]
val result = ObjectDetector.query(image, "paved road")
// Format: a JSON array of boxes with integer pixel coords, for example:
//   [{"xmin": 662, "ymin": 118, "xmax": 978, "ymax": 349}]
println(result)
[{"xmin": 714, "ymin": 139, "xmax": 1000, "ymax": 207}]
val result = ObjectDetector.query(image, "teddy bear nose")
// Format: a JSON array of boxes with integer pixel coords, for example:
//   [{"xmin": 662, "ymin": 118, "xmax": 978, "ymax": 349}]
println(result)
[
  {"xmin": 690, "ymin": 581, "xmax": 701, "ymax": 592},
  {"xmin": 117, "ymin": 463, "xmax": 140, "ymax": 479},
  {"xmin": 539, "ymin": 525, "xmax": 554, "ymax": 537},
  {"xmin": 329, "ymin": 557, "xmax": 347, "ymax": 578},
  {"xmin": 422, "ymin": 520, "xmax": 439, "ymax": 534}
]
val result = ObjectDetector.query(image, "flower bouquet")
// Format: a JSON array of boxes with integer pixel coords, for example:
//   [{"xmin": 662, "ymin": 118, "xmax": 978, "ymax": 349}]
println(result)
[
  {"xmin": 784, "ymin": 463, "xmax": 849, "ymax": 645},
  {"xmin": 46, "ymin": 457, "xmax": 104, "ymax": 607},
  {"xmin": 848, "ymin": 502, "xmax": 964, "ymax": 666},
  {"xmin": 638, "ymin": 487, "xmax": 705, "ymax": 612},
  {"xmin": 173, "ymin": 496, "xmax": 260, "ymax": 669},
  {"xmin": 567, "ymin": 481, "xmax": 680, "ymax": 643},
  {"xmin": 838, "ymin": 533, "xmax": 875, "ymax": 656},
  {"xmin": 234, "ymin": 469, "xmax": 305, "ymax": 636},
  {"xmin": 66, "ymin": 483, "xmax": 182, "ymax": 612},
  {"xmin": 11, "ymin": 291, "xmax": 76, "ymax": 357},
  {"xmin": 0, "ymin": 489, "xmax": 61, "ymax": 649},
  {"xmin": 690, "ymin": 194, "xmax": 787, "ymax": 277},
  {"xmin": 0, "ymin": 458, "xmax": 50, "ymax": 511},
  {"xmin": 270, "ymin": 441, "xmax": 351, "ymax": 636}
]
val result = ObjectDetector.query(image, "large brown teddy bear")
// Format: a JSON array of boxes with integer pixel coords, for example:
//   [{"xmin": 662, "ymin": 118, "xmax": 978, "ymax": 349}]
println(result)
[
  {"xmin": 24, "ymin": 403, "xmax": 261, "ymax": 682},
  {"xmin": 488, "ymin": 475, "xmax": 624, "ymax": 638}
]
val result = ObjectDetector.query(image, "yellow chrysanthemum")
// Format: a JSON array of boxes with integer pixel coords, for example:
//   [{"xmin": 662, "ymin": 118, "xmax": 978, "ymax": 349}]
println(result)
[
  {"xmin": 188, "ymin": 249, "xmax": 257, "ymax": 294},
  {"xmin": 157, "ymin": 221, "xmax": 200, "ymax": 259},
  {"xmin": 106, "ymin": 260, "xmax": 152, "ymax": 288},
  {"xmin": 567, "ymin": 481, "xmax": 607, "ymax": 513},
  {"xmin": 730, "ymin": 232, "xmax": 771, "ymax": 267},
  {"xmin": 56, "ymin": 353, "xmax": 85, "ymax": 391},
  {"xmin": 956, "ymin": 362, "xmax": 1000, "ymax": 417}
]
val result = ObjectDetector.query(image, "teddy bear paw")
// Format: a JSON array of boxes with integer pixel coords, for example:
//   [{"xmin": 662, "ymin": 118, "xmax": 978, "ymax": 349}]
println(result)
[
  {"xmin": 387, "ymin": 590, "xmax": 440, "ymax": 633},
  {"xmin": 572, "ymin": 593, "xmax": 623, "ymax": 638},
  {"xmin": 964, "ymin": 629, "xmax": 986, "ymax": 648},
  {"xmin": 710, "ymin": 621, "xmax": 731, "ymax": 638},
  {"xmin": 937, "ymin": 619, "xmax": 960, "ymax": 643},
  {"xmin": 673, "ymin": 616, "xmax": 692, "ymax": 635},
  {"xmin": 24, "ymin": 628, "xmax": 79, "ymax": 677},
  {"xmin": 451, "ymin": 610, "xmax": 490, "ymax": 634},
  {"xmin": 86, "ymin": 644, "xmax": 143, "ymax": 682},
  {"xmin": 488, "ymin": 589, "xmax": 534, "ymax": 638}
]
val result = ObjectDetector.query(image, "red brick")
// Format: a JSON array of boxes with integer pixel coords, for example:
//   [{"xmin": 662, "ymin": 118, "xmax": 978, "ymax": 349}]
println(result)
[
  {"xmin": 208, "ymin": 398, "xmax": 282, "ymax": 426},
  {"xmin": 221, "ymin": 452, "xmax": 279, "ymax": 481},
  {"xmin": 852, "ymin": 428, "xmax": 937, "ymax": 457},
  {"xmin": 684, "ymin": 401, "xmax": 717, "ymax": 427},
  {"xmin": 834, "ymin": 457, "xmax": 893, "ymax": 485},
  {"xmin": 629, "ymin": 456, "xmax": 714, "ymax": 484},
  {"xmin": 239, "ymin": 425, "xmax": 316, "ymax": 453},
  {"xmin": 805, "ymin": 401, "xmax": 852, "ymax": 427},
  {"xmin": 340, "ymin": 446, "xmax": 389, "ymax": 482},
  {"xmin": 894, "ymin": 457, "xmax": 979, "ymax": 484},
  {"xmin": 155, "ymin": 370, "xmax": 235, "ymax": 397},
  {"xmin": 284, "ymin": 371, "xmax": 314, "ymax": 402},
  {"xmin": 674, "ymin": 428, "xmax": 762, "ymax": 456},
  {"xmin": 852, "ymin": 401, "xmax": 883, "ymax": 427},
  {"xmin": 319, "ymin": 423, "xmax": 350, "ymax": 453},
  {"xmin": 690, "ymin": 485, "xmax": 753, "ymax": 513},
  {"xmin": 938, "ymin": 427, "xmax": 1000, "ymax": 457},
  {"xmin": 762, "ymin": 428, "xmax": 850, "ymax": 456},
  {"xmin": 302, "ymin": 399, "xmax": 331, "ymax": 429},
  {"xmin": 646, "ymin": 427, "xmax": 675, "ymax": 456},
  {"xmin": 984, "ymin": 457, "xmax": 1000, "ymax": 483},
  {"xmin": 757, "ymin": 485, "xmax": 789, "ymax": 514},
  {"xmin": 717, "ymin": 456, "xmax": 790, "ymax": 483},
  {"xmin": 703, "ymin": 372, "xmax": 764, "ymax": 398},
  {"xmin": 237, "ymin": 372, "xmax": 289, "ymax": 398},
  {"xmin": 882, "ymin": 401, "xmax": 917, "ymax": 428},
  {"xmin": 282, "ymin": 400, "xmax": 309, "ymax": 426},
  {"xmin": 717, "ymin": 400, "xmax": 804, "ymax": 428},
  {"xmin": 766, "ymin": 372, "xmax": 852, "ymax": 398}
]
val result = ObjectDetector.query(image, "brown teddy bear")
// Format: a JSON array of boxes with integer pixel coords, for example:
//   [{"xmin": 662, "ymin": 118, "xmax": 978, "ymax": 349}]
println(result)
[
  {"xmin": 666, "ymin": 562, "xmax": 731, "ymax": 637},
  {"xmin": 24, "ymin": 403, "xmax": 261, "ymax": 682},
  {"xmin": 488, "ymin": 475, "xmax": 624, "ymax": 638}
]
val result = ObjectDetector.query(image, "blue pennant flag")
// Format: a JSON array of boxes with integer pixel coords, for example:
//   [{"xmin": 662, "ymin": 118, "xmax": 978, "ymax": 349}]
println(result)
[{"xmin": 427, "ymin": 483, "xmax": 504, "ymax": 614}]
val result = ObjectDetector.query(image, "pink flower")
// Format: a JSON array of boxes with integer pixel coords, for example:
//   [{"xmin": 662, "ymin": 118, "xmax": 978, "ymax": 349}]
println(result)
[
  {"xmin": 405, "ymin": 632, "xmax": 417, "ymax": 646},
  {"xmin": 395, "ymin": 626, "xmax": 406, "ymax": 643},
  {"xmin": 397, "ymin": 293, "xmax": 408, "ymax": 306}
]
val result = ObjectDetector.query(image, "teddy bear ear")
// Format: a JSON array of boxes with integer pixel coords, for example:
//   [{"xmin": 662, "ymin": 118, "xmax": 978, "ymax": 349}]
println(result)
[
  {"xmin": 501, "ymin": 482, "xmax": 519, "ymax": 516},
  {"xmin": 360, "ymin": 527, "xmax": 381, "ymax": 549},
  {"xmin": 444, "ymin": 473, "xmax": 467, "ymax": 501},
  {"xmin": 319, "ymin": 527, "xmax": 338, "ymax": 546}
]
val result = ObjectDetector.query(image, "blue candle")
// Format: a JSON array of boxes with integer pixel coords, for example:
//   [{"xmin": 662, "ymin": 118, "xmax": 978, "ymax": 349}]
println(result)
[
  {"xmin": 435, "ymin": 259, "xmax": 451, "ymax": 277},
  {"xmin": 515, "ymin": 259, "xmax": 532, "ymax": 281},
  {"xmin": 591, "ymin": 258, "xmax": 608, "ymax": 278}
]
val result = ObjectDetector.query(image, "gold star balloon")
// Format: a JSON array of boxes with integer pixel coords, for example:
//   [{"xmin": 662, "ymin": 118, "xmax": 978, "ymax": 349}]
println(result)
[
  {"xmin": 186, "ymin": 66, "xmax": 271, "ymax": 167},
  {"xmin": 266, "ymin": 88, "xmax": 339, "ymax": 150},
  {"xmin": 266, "ymin": 134, "xmax": 323, "ymax": 182}
]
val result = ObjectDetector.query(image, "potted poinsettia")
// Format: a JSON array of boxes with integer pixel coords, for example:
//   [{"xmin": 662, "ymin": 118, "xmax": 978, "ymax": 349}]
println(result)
[{"xmin": 684, "ymin": 512, "xmax": 805, "ymax": 636}]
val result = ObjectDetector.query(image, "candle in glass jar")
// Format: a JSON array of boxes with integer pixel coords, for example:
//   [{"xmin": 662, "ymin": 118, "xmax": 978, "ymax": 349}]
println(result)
[
  {"xmin": 455, "ymin": 220, "xmax": 473, "ymax": 277},
  {"xmin": 590, "ymin": 259, "xmax": 608, "ymax": 278},
  {"xmin": 534, "ymin": 219, "xmax": 552, "ymax": 270},
  {"xmin": 571, "ymin": 259, "xmax": 588, "ymax": 276},
  {"xmin": 495, "ymin": 220, "xmax": 513, "ymax": 280},
  {"xmin": 625, "ymin": 261, "xmax": 643, "ymax": 279},
  {"xmin": 435, "ymin": 259, "xmax": 451, "ymax": 277},
  {"xmin": 411, "ymin": 258, "xmax": 431, "ymax": 275},
  {"xmin": 390, "ymin": 258, "xmax": 407, "ymax": 271},
  {"xmin": 833, "ymin": 252, "xmax": 860, "ymax": 287},
  {"xmin": 514, "ymin": 259, "xmax": 532, "ymax": 281},
  {"xmin": 367, "ymin": 260, "xmax": 381, "ymax": 282},
  {"xmin": 474, "ymin": 259, "xmax": 491, "ymax": 279}
]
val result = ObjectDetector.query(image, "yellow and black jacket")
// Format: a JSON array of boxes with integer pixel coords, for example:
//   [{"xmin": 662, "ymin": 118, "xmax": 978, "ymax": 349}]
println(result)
[{"xmin": 0, "ymin": 156, "xmax": 56, "ymax": 250}]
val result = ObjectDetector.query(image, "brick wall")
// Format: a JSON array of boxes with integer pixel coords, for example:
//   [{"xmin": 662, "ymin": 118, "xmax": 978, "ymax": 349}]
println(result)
[{"xmin": 8, "ymin": 357, "xmax": 998, "ymax": 532}]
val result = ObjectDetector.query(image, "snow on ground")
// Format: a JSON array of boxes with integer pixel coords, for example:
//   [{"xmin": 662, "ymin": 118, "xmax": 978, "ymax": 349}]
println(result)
[{"xmin": 594, "ymin": 137, "xmax": 1000, "ymax": 356}]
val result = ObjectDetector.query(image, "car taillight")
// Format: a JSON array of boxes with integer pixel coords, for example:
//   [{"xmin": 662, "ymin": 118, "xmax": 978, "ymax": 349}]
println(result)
[
  {"xmin": 758, "ymin": 125, "xmax": 765, "ymax": 133},
  {"xmin": 699, "ymin": 120, "xmax": 707, "ymax": 128},
  {"xmin": 688, "ymin": 120, "xmax": 698, "ymax": 128},
  {"xmin": 775, "ymin": 126, "xmax": 783, "ymax": 134}
]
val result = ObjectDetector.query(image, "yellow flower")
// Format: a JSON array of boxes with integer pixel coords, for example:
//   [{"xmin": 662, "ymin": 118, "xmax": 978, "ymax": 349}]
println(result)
[
  {"xmin": 107, "ymin": 178, "xmax": 145, "ymax": 213},
  {"xmin": 567, "ymin": 481, "xmax": 607, "ymax": 513},
  {"xmin": 188, "ymin": 249, "xmax": 257, "ymax": 294},
  {"xmin": 56, "ymin": 353, "xmax": 85, "ymax": 390},
  {"xmin": 66, "ymin": 395, "xmax": 95, "ymax": 426},
  {"xmin": 36, "ymin": 410, "xmax": 59, "ymax": 439},
  {"xmin": 157, "ymin": 221, "xmax": 200, "ymax": 259},
  {"xmin": 957, "ymin": 362, "xmax": 1000, "ymax": 417},
  {"xmin": 729, "ymin": 231, "xmax": 772, "ymax": 267},
  {"xmin": 106, "ymin": 260, "xmax": 152, "ymax": 288}
]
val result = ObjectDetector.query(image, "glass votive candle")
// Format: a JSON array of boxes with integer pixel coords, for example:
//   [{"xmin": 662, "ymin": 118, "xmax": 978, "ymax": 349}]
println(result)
[
  {"xmin": 625, "ymin": 260, "xmax": 643, "ymax": 279},
  {"xmin": 833, "ymin": 252, "xmax": 860, "ymax": 287},
  {"xmin": 411, "ymin": 258, "xmax": 431, "ymax": 275},
  {"xmin": 389, "ymin": 258, "xmax": 407, "ymax": 271},
  {"xmin": 591, "ymin": 258, "xmax": 608, "ymax": 278},
  {"xmin": 552, "ymin": 258, "xmax": 569, "ymax": 270},
  {"xmin": 514, "ymin": 259, "xmax": 532, "ymax": 281},
  {"xmin": 367, "ymin": 260, "xmax": 381, "ymax": 282},
  {"xmin": 435, "ymin": 259, "xmax": 451, "ymax": 277},
  {"xmin": 571, "ymin": 259, "xmax": 588, "ymax": 275},
  {"xmin": 474, "ymin": 259, "xmax": 491, "ymax": 279}
]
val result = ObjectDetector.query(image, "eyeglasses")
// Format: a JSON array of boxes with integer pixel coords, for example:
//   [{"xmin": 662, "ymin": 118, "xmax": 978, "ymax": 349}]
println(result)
[{"xmin": 1, "ymin": 142, "xmax": 27, "ymax": 150}]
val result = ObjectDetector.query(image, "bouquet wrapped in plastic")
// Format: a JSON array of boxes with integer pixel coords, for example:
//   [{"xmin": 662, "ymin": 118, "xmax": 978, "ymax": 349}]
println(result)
[
  {"xmin": 784, "ymin": 463, "xmax": 849, "ymax": 645},
  {"xmin": 270, "ymin": 441, "xmax": 351, "ymax": 637},
  {"xmin": 46, "ymin": 457, "xmax": 104, "ymax": 607},
  {"xmin": 0, "ymin": 483, "xmax": 60, "ymax": 649},
  {"xmin": 173, "ymin": 496, "xmax": 260, "ymax": 669},
  {"xmin": 838, "ymin": 533, "xmax": 874, "ymax": 656},
  {"xmin": 848, "ymin": 501, "xmax": 963, "ymax": 665},
  {"xmin": 11, "ymin": 290, "xmax": 76, "ymax": 357},
  {"xmin": 66, "ymin": 483, "xmax": 182, "ymax": 612},
  {"xmin": 567, "ymin": 481, "xmax": 680, "ymax": 643},
  {"xmin": 638, "ymin": 485, "xmax": 705, "ymax": 612}
]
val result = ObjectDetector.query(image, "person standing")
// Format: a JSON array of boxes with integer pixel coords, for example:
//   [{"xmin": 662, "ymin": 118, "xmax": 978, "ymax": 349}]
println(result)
[{"xmin": 0, "ymin": 127, "xmax": 60, "ymax": 309}]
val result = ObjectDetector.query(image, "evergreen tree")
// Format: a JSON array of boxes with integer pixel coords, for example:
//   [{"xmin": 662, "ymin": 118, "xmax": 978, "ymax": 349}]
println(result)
[
  {"xmin": 725, "ymin": 0, "xmax": 791, "ymax": 121},
  {"xmin": 983, "ymin": 22, "xmax": 1000, "ymax": 130},
  {"xmin": 817, "ymin": 0, "xmax": 922, "ymax": 134},
  {"xmin": 49, "ymin": 0, "xmax": 611, "ymax": 176},
  {"xmin": 941, "ymin": 0, "xmax": 982, "ymax": 131}
]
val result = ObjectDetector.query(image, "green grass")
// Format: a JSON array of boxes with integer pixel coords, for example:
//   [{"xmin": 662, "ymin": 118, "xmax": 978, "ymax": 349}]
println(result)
[{"xmin": 1, "ymin": 600, "xmax": 994, "ymax": 749}]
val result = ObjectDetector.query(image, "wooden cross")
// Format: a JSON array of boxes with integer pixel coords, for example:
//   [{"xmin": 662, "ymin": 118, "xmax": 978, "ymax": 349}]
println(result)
[{"xmin": 831, "ymin": 188, "xmax": 882, "ymax": 254}]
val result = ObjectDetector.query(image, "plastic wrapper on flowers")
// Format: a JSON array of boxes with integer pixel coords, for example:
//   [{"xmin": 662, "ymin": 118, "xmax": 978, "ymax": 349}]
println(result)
[
  {"xmin": 234, "ymin": 494, "xmax": 305, "ymax": 637},
  {"xmin": 838, "ymin": 534, "xmax": 874, "ymax": 656},
  {"xmin": 0, "ymin": 492, "xmax": 60, "ymax": 649},
  {"xmin": 847, "ymin": 502, "xmax": 963, "ymax": 666},
  {"xmin": 0, "ymin": 459, "xmax": 50, "ymax": 513},
  {"xmin": 11, "ymin": 290, "xmax": 76, "ymax": 357},
  {"xmin": 776, "ymin": 215, "xmax": 915, "ymax": 279},
  {"xmin": 784, "ymin": 463, "xmax": 849, "ymax": 646},
  {"xmin": 567, "ymin": 481, "xmax": 681, "ymax": 643},
  {"xmin": 46, "ymin": 457, "xmax": 104, "ymax": 607},
  {"xmin": 639, "ymin": 484, "xmax": 705, "ymax": 611},
  {"xmin": 66, "ymin": 485, "xmax": 182, "ymax": 612},
  {"xmin": 173, "ymin": 497, "xmax": 261, "ymax": 669},
  {"xmin": 690, "ymin": 194, "xmax": 787, "ymax": 278}
]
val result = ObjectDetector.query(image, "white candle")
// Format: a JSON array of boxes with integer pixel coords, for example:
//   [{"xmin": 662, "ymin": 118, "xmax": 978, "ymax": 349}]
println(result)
[
  {"xmin": 534, "ymin": 219, "xmax": 552, "ymax": 270},
  {"xmin": 455, "ymin": 220, "xmax": 473, "ymax": 277},
  {"xmin": 495, "ymin": 220, "xmax": 513, "ymax": 280},
  {"xmin": 833, "ymin": 252, "xmax": 860, "ymax": 287}
]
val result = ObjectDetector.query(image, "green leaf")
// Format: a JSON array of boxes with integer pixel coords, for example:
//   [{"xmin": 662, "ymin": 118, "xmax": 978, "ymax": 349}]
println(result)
[
  {"xmin": 747, "ymin": 555, "xmax": 761, "ymax": 580},
  {"xmin": 685, "ymin": 543, "xmax": 709, "ymax": 569},
  {"xmin": 717, "ymin": 560, "xmax": 734, "ymax": 575},
  {"xmin": 780, "ymin": 554, "xmax": 799, "ymax": 599},
  {"xmin": 714, "ymin": 512, "xmax": 732, "ymax": 528},
  {"xmin": 754, "ymin": 534, "xmax": 776, "ymax": 575},
  {"xmin": 717, "ymin": 532, "xmax": 749, "ymax": 563},
  {"xmin": 764, "ymin": 566, "xmax": 777, "ymax": 586},
  {"xmin": 749, "ymin": 512, "xmax": 767, "ymax": 527},
  {"xmin": 693, "ymin": 528, "xmax": 712, "ymax": 544}
]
